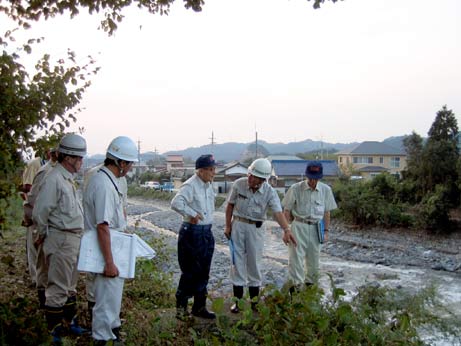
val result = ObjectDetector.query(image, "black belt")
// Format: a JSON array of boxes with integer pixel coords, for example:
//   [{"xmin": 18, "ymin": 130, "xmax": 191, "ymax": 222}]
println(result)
[
  {"xmin": 294, "ymin": 216, "xmax": 318, "ymax": 225},
  {"xmin": 234, "ymin": 216, "xmax": 263, "ymax": 228},
  {"xmin": 182, "ymin": 222, "xmax": 212, "ymax": 231}
]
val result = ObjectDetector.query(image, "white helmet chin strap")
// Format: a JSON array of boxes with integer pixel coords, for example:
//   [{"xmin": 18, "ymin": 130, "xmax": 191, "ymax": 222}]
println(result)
[{"xmin": 107, "ymin": 153, "xmax": 125, "ymax": 176}]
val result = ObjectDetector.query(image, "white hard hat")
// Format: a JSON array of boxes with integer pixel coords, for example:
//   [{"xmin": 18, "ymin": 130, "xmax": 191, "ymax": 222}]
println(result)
[
  {"xmin": 248, "ymin": 158, "xmax": 272, "ymax": 179},
  {"xmin": 106, "ymin": 136, "xmax": 138, "ymax": 162},
  {"xmin": 58, "ymin": 134, "xmax": 87, "ymax": 157}
]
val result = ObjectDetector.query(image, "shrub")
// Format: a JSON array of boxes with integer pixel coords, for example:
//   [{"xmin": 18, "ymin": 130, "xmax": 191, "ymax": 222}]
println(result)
[
  {"xmin": 0, "ymin": 296, "xmax": 49, "ymax": 346},
  {"xmin": 127, "ymin": 185, "xmax": 175, "ymax": 201},
  {"xmin": 417, "ymin": 184, "xmax": 451, "ymax": 231},
  {"xmin": 333, "ymin": 179, "xmax": 412, "ymax": 228},
  {"xmin": 0, "ymin": 194, "xmax": 23, "ymax": 236},
  {"xmin": 207, "ymin": 281, "xmax": 461, "ymax": 346}
]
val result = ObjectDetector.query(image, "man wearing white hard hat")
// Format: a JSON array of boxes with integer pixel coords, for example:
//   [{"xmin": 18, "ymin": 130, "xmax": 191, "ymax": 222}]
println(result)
[
  {"xmin": 82, "ymin": 161, "xmax": 128, "ymax": 326},
  {"xmin": 224, "ymin": 158, "xmax": 296, "ymax": 313},
  {"xmin": 83, "ymin": 136, "xmax": 137, "ymax": 346},
  {"xmin": 32, "ymin": 134, "xmax": 88, "ymax": 344}
]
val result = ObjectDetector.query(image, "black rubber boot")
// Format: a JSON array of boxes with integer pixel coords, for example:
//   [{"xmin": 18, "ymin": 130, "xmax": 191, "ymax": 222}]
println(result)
[
  {"xmin": 88, "ymin": 300, "xmax": 95, "ymax": 324},
  {"xmin": 45, "ymin": 306, "xmax": 64, "ymax": 345},
  {"xmin": 112, "ymin": 326, "xmax": 124, "ymax": 345},
  {"xmin": 230, "ymin": 285, "xmax": 243, "ymax": 313},
  {"xmin": 192, "ymin": 295, "xmax": 215, "ymax": 319},
  {"xmin": 63, "ymin": 296, "xmax": 89, "ymax": 335},
  {"xmin": 175, "ymin": 297, "xmax": 189, "ymax": 320},
  {"xmin": 37, "ymin": 288, "xmax": 46, "ymax": 310},
  {"xmin": 289, "ymin": 285, "xmax": 298, "ymax": 296},
  {"xmin": 249, "ymin": 286, "xmax": 260, "ymax": 311}
]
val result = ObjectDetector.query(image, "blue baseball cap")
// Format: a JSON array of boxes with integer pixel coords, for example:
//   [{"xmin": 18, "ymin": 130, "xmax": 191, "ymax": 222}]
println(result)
[
  {"xmin": 196, "ymin": 154, "xmax": 216, "ymax": 169},
  {"xmin": 305, "ymin": 161, "xmax": 323, "ymax": 179}
]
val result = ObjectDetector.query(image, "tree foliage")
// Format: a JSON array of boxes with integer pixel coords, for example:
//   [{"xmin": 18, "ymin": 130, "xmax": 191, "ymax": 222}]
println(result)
[
  {"xmin": 422, "ymin": 105, "xmax": 460, "ymax": 204},
  {"xmin": 0, "ymin": 28, "xmax": 98, "ymax": 231},
  {"xmin": 1, "ymin": 0, "xmax": 343, "ymax": 35}
]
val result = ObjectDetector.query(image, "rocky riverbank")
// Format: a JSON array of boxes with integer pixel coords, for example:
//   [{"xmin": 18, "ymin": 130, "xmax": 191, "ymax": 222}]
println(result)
[{"xmin": 126, "ymin": 198, "xmax": 461, "ymax": 304}]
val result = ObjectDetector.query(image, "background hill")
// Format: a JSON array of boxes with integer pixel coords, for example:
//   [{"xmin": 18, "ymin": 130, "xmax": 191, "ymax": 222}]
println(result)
[
  {"xmin": 162, "ymin": 139, "xmax": 361, "ymax": 162},
  {"xmin": 87, "ymin": 136, "xmax": 408, "ymax": 164}
]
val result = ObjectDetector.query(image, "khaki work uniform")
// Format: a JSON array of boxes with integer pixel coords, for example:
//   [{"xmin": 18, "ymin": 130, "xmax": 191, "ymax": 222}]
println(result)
[
  {"xmin": 282, "ymin": 180, "xmax": 337, "ymax": 285},
  {"xmin": 32, "ymin": 163, "xmax": 84, "ymax": 307},
  {"xmin": 27, "ymin": 161, "xmax": 56, "ymax": 290},
  {"xmin": 227, "ymin": 177, "xmax": 282, "ymax": 287},
  {"xmin": 23, "ymin": 157, "xmax": 45, "ymax": 187},
  {"xmin": 22, "ymin": 157, "xmax": 46, "ymax": 284}
]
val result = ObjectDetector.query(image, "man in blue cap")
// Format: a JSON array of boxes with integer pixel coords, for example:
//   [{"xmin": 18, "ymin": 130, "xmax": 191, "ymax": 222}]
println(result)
[
  {"xmin": 282, "ymin": 161, "xmax": 337, "ymax": 289},
  {"xmin": 171, "ymin": 154, "xmax": 217, "ymax": 320}
]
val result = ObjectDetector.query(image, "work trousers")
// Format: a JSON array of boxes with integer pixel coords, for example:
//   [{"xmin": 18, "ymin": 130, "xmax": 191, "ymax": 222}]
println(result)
[
  {"xmin": 36, "ymin": 242, "xmax": 48, "ymax": 290},
  {"xmin": 26, "ymin": 225, "xmax": 38, "ymax": 284},
  {"xmin": 176, "ymin": 223, "xmax": 215, "ymax": 308},
  {"xmin": 43, "ymin": 229, "xmax": 81, "ymax": 307},
  {"xmin": 230, "ymin": 221, "xmax": 264, "ymax": 287},
  {"xmin": 288, "ymin": 222, "xmax": 321, "ymax": 285},
  {"xmin": 92, "ymin": 275, "xmax": 124, "ymax": 341},
  {"xmin": 86, "ymin": 272, "xmax": 96, "ymax": 303}
]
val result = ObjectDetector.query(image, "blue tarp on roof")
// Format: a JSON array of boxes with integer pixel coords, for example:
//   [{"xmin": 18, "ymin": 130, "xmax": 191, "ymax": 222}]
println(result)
[{"xmin": 272, "ymin": 160, "xmax": 340, "ymax": 177}]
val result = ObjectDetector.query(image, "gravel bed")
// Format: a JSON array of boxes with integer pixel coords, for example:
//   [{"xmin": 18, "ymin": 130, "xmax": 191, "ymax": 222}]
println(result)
[{"xmin": 126, "ymin": 199, "xmax": 461, "ymax": 298}]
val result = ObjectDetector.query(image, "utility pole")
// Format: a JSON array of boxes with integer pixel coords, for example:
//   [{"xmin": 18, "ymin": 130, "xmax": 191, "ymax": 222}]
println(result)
[
  {"xmin": 255, "ymin": 131, "xmax": 258, "ymax": 159},
  {"xmin": 209, "ymin": 131, "xmax": 216, "ymax": 154},
  {"xmin": 153, "ymin": 147, "xmax": 158, "ymax": 165},
  {"xmin": 137, "ymin": 139, "xmax": 141, "ymax": 183},
  {"xmin": 320, "ymin": 140, "xmax": 324, "ymax": 160}
]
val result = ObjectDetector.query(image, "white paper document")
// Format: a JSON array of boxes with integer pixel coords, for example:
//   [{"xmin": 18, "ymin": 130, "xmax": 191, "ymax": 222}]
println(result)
[{"xmin": 77, "ymin": 230, "xmax": 156, "ymax": 279}]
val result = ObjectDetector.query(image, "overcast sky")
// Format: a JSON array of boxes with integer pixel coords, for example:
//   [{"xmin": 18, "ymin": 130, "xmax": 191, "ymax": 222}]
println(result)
[{"xmin": 9, "ymin": 0, "xmax": 461, "ymax": 155}]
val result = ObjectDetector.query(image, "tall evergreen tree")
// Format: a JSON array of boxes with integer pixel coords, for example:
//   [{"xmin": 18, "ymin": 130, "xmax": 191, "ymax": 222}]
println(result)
[
  {"xmin": 423, "ymin": 105, "xmax": 460, "ymax": 205},
  {"xmin": 428, "ymin": 105, "xmax": 459, "ymax": 142}
]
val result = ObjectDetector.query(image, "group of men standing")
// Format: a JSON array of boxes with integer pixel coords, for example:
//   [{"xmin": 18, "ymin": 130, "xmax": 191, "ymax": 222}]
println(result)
[
  {"xmin": 22, "ymin": 135, "xmax": 337, "ymax": 344},
  {"xmin": 171, "ymin": 155, "xmax": 337, "ymax": 319},
  {"xmin": 23, "ymin": 133, "xmax": 138, "ymax": 346}
]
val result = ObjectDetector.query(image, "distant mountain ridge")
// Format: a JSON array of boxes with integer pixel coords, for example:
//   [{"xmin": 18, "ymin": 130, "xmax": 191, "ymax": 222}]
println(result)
[
  {"xmin": 87, "ymin": 136, "xmax": 408, "ymax": 164},
  {"xmin": 161, "ymin": 136, "xmax": 407, "ymax": 162}
]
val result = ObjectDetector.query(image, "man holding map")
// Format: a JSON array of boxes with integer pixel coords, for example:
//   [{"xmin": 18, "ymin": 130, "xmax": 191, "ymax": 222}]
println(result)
[{"xmin": 83, "ymin": 136, "xmax": 138, "ymax": 346}]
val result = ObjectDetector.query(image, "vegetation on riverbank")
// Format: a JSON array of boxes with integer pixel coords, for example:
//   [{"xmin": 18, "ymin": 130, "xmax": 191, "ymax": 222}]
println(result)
[{"xmin": 1, "ymin": 221, "xmax": 461, "ymax": 345}]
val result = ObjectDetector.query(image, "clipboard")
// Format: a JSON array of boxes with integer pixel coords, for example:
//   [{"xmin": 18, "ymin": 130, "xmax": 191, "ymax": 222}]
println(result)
[{"xmin": 317, "ymin": 219, "xmax": 325, "ymax": 244}]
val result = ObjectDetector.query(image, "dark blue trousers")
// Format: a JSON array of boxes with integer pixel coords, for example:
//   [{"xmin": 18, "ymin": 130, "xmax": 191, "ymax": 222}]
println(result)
[{"xmin": 176, "ymin": 223, "xmax": 215, "ymax": 312}]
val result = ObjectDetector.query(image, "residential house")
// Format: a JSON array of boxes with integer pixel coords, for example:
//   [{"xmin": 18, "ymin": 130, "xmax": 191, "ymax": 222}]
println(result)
[
  {"xmin": 166, "ymin": 154, "xmax": 184, "ymax": 171},
  {"xmin": 267, "ymin": 155, "xmax": 302, "ymax": 162},
  {"xmin": 127, "ymin": 163, "xmax": 149, "ymax": 179},
  {"xmin": 271, "ymin": 159, "xmax": 340, "ymax": 192},
  {"xmin": 213, "ymin": 161, "xmax": 248, "ymax": 194},
  {"xmin": 170, "ymin": 164, "xmax": 196, "ymax": 179},
  {"xmin": 337, "ymin": 141, "xmax": 407, "ymax": 179}
]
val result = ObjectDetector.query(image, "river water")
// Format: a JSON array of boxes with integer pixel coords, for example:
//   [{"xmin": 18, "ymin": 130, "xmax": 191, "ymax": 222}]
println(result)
[{"xmin": 127, "ymin": 199, "xmax": 461, "ymax": 345}]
